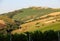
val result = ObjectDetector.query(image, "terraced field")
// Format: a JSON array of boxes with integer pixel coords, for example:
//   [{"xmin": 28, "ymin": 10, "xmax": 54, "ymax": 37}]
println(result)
[
  {"xmin": 12, "ymin": 12, "xmax": 60, "ymax": 34},
  {"xmin": 12, "ymin": 7, "xmax": 60, "ymax": 22}
]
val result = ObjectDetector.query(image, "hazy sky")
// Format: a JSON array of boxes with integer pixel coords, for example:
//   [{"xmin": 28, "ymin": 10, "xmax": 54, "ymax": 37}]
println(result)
[{"xmin": 0, "ymin": 0, "xmax": 60, "ymax": 14}]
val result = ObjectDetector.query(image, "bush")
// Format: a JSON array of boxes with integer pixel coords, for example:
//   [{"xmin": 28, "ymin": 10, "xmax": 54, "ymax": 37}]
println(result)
[
  {"xmin": 0, "ymin": 30, "xmax": 59, "ymax": 41},
  {"xmin": 12, "ymin": 33, "xmax": 27, "ymax": 41}
]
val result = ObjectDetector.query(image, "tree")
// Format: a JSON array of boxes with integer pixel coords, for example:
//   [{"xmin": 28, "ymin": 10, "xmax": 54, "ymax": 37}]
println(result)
[
  {"xmin": 43, "ymin": 30, "xmax": 58, "ymax": 41},
  {"xmin": 12, "ymin": 33, "xmax": 27, "ymax": 41},
  {"xmin": 0, "ymin": 33, "xmax": 4, "ymax": 41},
  {"xmin": 31, "ymin": 30, "xmax": 43, "ymax": 41}
]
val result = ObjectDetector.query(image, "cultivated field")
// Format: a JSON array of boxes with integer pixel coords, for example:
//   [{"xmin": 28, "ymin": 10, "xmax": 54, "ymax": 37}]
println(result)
[{"xmin": 12, "ymin": 12, "xmax": 60, "ymax": 34}]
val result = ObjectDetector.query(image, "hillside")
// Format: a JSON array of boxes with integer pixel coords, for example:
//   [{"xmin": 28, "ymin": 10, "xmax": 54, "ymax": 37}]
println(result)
[
  {"xmin": 12, "ymin": 7, "xmax": 60, "ymax": 22},
  {"xmin": 1, "ymin": 7, "xmax": 60, "ymax": 23},
  {"xmin": 0, "ymin": 7, "xmax": 60, "ymax": 34},
  {"xmin": 12, "ymin": 22, "xmax": 60, "ymax": 34},
  {"xmin": 12, "ymin": 12, "xmax": 60, "ymax": 34}
]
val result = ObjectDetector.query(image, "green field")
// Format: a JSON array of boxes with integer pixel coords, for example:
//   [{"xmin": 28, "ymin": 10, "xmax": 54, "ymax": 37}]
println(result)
[
  {"xmin": 12, "ymin": 7, "xmax": 60, "ymax": 22},
  {"xmin": 39, "ymin": 22, "xmax": 60, "ymax": 32}
]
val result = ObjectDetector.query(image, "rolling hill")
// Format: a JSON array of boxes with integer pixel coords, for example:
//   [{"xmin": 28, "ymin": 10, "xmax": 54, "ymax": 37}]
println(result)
[
  {"xmin": 12, "ymin": 7, "xmax": 60, "ymax": 22},
  {"xmin": 0, "ymin": 7, "xmax": 60, "ymax": 34},
  {"xmin": 1, "ymin": 7, "xmax": 60, "ymax": 23},
  {"xmin": 12, "ymin": 12, "xmax": 60, "ymax": 34}
]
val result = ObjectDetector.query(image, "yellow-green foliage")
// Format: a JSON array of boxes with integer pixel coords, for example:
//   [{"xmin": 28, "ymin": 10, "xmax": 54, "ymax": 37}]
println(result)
[
  {"xmin": 39, "ymin": 22, "xmax": 60, "ymax": 32},
  {"xmin": 0, "ymin": 15, "xmax": 15, "ymax": 24}
]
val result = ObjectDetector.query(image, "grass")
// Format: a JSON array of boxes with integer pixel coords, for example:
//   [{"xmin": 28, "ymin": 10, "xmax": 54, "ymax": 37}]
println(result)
[
  {"xmin": 12, "ymin": 12, "xmax": 60, "ymax": 34},
  {"xmin": 26, "ymin": 22, "xmax": 60, "ymax": 31},
  {"xmin": 12, "ymin": 8, "xmax": 60, "ymax": 22},
  {"xmin": 39, "ymin": 22, "xmax": 60, "ymax": 32},
  {"xmin": 12, "ymin": 22, "xmax": 60, "ymax": 34},
  {"xmin": 1, "ymin": 7, "xmax": 60, "ymax": 23}
]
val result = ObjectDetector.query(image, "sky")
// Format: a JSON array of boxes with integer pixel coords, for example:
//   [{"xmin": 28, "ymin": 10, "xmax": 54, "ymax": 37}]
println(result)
[{"xmin": 0, "ymin": 0, "xmax": 60, "ymax": 14}]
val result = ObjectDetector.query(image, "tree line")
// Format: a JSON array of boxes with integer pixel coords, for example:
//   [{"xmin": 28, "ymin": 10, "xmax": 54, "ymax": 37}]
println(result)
[{"xmin": 0, "ymin": 30, "xmax": 60, "ymax": 41}]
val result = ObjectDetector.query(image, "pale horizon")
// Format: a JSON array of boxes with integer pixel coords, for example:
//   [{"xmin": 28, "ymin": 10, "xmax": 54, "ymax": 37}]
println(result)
[{"xmin": 0, "ymin": 0, "xmax": 60, "ymax": 14}]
